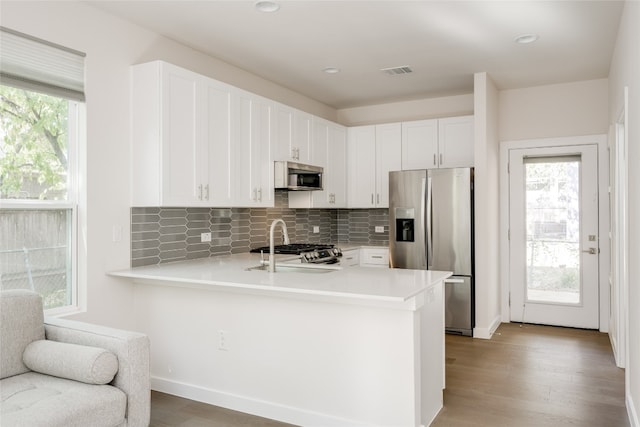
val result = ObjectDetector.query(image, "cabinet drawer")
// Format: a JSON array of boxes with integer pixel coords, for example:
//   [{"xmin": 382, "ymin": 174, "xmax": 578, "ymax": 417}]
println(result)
[
  {"xmin": 341, "ymin": 249, "xmax": 360, "ymax": 267},
  {"xmin": 360, "ymin": 248, "xmax": 389, "ymax": 267}
]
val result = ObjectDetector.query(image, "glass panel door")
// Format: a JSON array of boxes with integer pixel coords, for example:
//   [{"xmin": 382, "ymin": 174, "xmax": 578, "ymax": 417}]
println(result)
[
  {"xmin": 525, "ymin": 156, "xmax": 580, "ymax": 305},
  {"xmin": 509, "ymin": 144, "xmax": 599, "ymax": 329}
]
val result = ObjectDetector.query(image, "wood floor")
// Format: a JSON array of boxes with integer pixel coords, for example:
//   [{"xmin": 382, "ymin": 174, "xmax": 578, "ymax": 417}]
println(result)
[{"xmin": 150, "ymin": 322, "xmax": 628, "ymax": 426}]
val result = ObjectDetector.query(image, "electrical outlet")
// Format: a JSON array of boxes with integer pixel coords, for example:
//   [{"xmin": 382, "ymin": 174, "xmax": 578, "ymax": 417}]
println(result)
[
  {"xmin": 375, "ymin": 226, "xmax": 385, "ymax": 233},
  {"xmin": 218, "ymin": 330, "xmax": 229, "ymax": 351},
  {"xmin": 313, "ymin": 226, "xmax": 320, "ymax": 233},
  {"xmin": 201, "ymin": 232, "xmax": 212, "ymax": 242}
]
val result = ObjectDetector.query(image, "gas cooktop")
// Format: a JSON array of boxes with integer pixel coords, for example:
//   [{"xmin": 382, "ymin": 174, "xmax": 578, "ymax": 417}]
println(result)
[{"xmin": 249, "ymin": 243, "xmax": 334, "ymax": 255}]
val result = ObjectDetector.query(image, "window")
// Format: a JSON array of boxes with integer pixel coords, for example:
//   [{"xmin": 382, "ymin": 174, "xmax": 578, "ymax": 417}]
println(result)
[{"xmin": 0, "ymin": 27, "xmax": 85, "ymax": 312}]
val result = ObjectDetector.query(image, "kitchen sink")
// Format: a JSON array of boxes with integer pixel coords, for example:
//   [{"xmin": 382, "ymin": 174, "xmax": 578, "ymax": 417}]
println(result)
[{"xmin": 245, "ymin": 263, "xmax": 340, "ymax": 274}]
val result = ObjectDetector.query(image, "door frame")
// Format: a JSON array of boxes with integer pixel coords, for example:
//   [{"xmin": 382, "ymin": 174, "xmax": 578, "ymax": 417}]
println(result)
[{"xmin": 499, "ymin": 134, "xmax": 610, "ymax": 332}]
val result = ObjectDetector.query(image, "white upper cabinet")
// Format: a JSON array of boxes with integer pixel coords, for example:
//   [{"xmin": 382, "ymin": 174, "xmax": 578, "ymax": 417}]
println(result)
[
  {"xmin": 401, "ymin": 119, "xmax": 439, "ymax": 170},
  {"xmin": 438, "ymin": 116, "xmax": 475, "ymax": 168},
  {"xmin": 347, "ymin": 126, "xmax": 376, "ymax": 208},
  {"xmin": 289, "ymin": 119, "xmax": 347, "ymax": 208},
  {"xmin": 375, "ymin": 123, "xmax": 402, "ymax": 207},
  {"xmin": 401, "ymin": 115, "xmax": 474, "ymax": 170},
  {"xmin": 273, "ymin": 103, "xmax": 312, "ymax": 163},
  {"xmin": 234, "ymin": 90, "xmax": 274, "ymax": 207},
  {"xmin": 327, "ymin": 123, "xmax": 347, "ymax": 207},
  {"xmin": 293, "ymin": 111, "xmax": 312, "ymax": 163},
  {"xmin": 131, "ymin": 61, "xmax": 234, "ymax": 207},
  {"xmin": 347, "ymin": 123, "xmax": 401, "ymax": 208},
  {"xmin": 202, "ymin": 77, "xmax": 234, "ymax": 206}
]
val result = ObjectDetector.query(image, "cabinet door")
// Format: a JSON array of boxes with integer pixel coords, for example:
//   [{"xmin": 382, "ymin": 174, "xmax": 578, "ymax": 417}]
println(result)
[
  {"xmin": 311, "ymin": 119, "xmax": 330, "ymax": 207},
  {"xmin": 293, "ymin": 110, "xmax": 312, "ymax": 163},
  {"xmin": 289, "ymin": 120, "xmax": 346, "ymax": 209},
  {"xmin": 235, "ymin": 92, "xmax": 274, "ymax": 207},
  {"xmin": 401, "ymin": 119, "xmax": 438, "ymax": 170},
  {"xmin": 347, "ymin": 126, "xmax": 376, "ymax": 208},
  {"xmin": 161, "ymin": 65, "xmax": 203, "ymax": 206},
  {"xmin": 252, "ymin": 96, "xmax": 274, "ymax": 206},
  {"xmin": 202, "ymin": 78, "xmax": 234, "ymax": 206},
  {"xmin": 273, "ymin": 103, "xmax": 294, "ymax": 161},
  {"xmin": 375, "ymin": 123, "xmax": 402, "ymax": 207},
  {"xmin": 438, "ymin": 115, "xmax": 474, "ymax": 168},
  {"xmin": 328, "ymin": 123, "xmax": 347, "ymax": 207}
]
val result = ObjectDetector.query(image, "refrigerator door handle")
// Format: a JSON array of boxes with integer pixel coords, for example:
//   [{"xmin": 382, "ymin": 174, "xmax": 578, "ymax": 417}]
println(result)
[
  {"xmin": 425, "ymin": 175, "xmax": 433, "ymax": 269},
  {"xmin": 444, "ymin": 278, "xmax": 465, "ymax": 283}
]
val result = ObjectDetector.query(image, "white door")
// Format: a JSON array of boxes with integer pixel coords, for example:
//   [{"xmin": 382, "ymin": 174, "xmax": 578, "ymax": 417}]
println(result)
[{"xmin": 508, "ymin": 144, "xmax": 599, "ymax": 329}]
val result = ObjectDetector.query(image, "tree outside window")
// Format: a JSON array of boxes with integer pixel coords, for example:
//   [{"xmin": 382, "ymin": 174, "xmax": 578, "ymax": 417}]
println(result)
[{"xmin": 0, "ymin": 85, "xmax": 77, "ymax": 310}]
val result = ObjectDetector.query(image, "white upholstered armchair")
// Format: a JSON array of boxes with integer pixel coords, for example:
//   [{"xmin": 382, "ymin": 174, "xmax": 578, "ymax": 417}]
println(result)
[{"xmin": 0, "ymin": 289, "xmax": 150, "ymax": 426}]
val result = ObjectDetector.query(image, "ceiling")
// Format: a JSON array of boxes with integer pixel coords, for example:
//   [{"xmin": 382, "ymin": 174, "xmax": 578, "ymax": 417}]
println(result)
[{"xmin": 86, "ymin": 0, "xmax": 624, "ymax": 109}]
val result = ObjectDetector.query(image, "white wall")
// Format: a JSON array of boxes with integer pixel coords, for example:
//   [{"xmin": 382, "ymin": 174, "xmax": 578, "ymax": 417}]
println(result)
[
  {"xmin": 473, "ymin": 72, "xmax": 501, "ymax": 339},
  {"xmin": 498, "ymin": 79, "xmax": 609, "ymax": 141},
  {"xmin": 608, "ymin": 1, "xmax": 640, "ymax": 425},
  {"xmin": 0, "ymin": 1, "xmax": 335, "ymax": 329},
  {"xmin": 336, "ymin": 94, "xmax": 474, "ymax": 126}
]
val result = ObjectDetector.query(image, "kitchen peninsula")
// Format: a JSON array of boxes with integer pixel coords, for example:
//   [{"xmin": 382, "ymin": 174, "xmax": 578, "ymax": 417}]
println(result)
[{"xmin": 110, "ymin": 253, "xmax": 451, "ymax": 427}]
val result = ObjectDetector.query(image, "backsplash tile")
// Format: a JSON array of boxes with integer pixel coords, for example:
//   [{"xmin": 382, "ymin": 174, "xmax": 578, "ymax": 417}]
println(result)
[{"xmin": 131, "ymin": 191, "xmax": 389, "ymax": 267}]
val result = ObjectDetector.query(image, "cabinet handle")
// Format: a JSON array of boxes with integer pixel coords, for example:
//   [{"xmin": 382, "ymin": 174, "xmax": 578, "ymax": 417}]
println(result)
[
  {"xmin": 371, "ymin": 194, "xmax": 374, "ymax": 205},
  {"xmin": 205, "ymin": 184, "xmax": 209, "ymax": 200},
  {"xmin": 257, "ymin": 187, "xmax": 262, "ymax": 202},
  {"xmin": 433, "ymin": 154, "xmax": 436, "ymax": 166},
  {"xmin": 440, "ymin": 153, "xmax": 443, "ymax": 165},
  {"xmin": 371, "ymin": 255, "xmax": 383, "ymax": 259},
  {"xmin": 296, "ymin": 147, "xmax": 300, "ymax": 160},
  {"xmin": 198, "ymin": 184, "xmax": 203, "ymax": 200},
  {"xmin": 377, "ymin": 193, "xmax": 380, "ymax": 204}
]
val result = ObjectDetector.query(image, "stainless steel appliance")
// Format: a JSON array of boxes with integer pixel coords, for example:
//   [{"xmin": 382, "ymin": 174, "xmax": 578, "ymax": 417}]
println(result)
[
  {"xmin": 274, "ymin": 161, "xmax": 323, "ymax": 190},
  {"xmin": 389, "ymin": 168, "xmax": 474, "ymax": 336},
  {"xmin": 250, "ymin": 243, "xmax": 342, "ymax": 264}
]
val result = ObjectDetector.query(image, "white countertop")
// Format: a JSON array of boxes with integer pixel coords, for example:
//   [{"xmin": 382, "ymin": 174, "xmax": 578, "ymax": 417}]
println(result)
[{"xmin": 110, "ymin": 252, "xmax": 451, "ymax": 307}]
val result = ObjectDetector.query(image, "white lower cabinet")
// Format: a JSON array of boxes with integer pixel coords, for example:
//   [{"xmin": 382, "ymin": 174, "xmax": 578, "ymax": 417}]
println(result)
[
  {"xmin": 340, "ymin": 247, "xmax": 389, "ymax": 268},
  {"xmin": 340, "ymin": 249, "xmax": 360, "ymax": 267},
  {"xmin": 360, "ymin": 247, "xmax": 390, "ymax": 267}
]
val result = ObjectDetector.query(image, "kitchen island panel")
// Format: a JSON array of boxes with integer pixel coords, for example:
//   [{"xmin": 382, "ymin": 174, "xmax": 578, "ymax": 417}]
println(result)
[{"xmin": 133, "ymin": 282, "xmax": 429, "ymax": 426}]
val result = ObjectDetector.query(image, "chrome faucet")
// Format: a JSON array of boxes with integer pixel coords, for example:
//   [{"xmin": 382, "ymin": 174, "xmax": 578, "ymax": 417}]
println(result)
[{"xmin": 269, "ymin": 218, "xmax": 290, "ymax": 273}]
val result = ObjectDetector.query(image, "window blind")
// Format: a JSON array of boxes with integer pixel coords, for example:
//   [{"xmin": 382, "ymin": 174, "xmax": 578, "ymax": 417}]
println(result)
[{"xmin": 0, "ymin": 27, "xmax": 85, "ymax": 102}]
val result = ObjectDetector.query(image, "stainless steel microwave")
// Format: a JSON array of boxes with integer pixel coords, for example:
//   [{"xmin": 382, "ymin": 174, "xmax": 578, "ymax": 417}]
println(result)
[{"xmin": 274, "ymin": 161, "xmax": 323, "ymax": 191}]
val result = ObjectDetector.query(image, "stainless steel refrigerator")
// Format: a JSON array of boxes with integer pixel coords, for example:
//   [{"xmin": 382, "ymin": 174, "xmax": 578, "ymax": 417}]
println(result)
[{"xmin": 389, "ymin": 168, "xmax": 474, "ymax": 336}]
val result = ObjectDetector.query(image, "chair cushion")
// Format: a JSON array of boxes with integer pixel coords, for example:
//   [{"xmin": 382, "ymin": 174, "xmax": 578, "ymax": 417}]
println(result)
[
  {"xmin": 23, "ymin": 340, "xmax": 119, "ymax": 385},
  {"xmin": 0, "ymin": 290, "xmax": 45, "ymax": 379},
  {"xmin": 1, "ymin": 372, "xmax": 126, "ymax": 427}
]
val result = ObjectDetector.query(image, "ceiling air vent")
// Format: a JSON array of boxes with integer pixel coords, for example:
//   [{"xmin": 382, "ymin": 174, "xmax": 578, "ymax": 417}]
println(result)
[{"xmin": 381, "ymin": 66, "xmax": 413, "ymax": 76}]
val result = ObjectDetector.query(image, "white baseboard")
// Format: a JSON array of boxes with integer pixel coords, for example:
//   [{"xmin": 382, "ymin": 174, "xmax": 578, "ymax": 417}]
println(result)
[
  {"xmin": 473, "ymin": 315, "xmax": 502, "ymax": 339},
  {"xmin": 629, "ymin": 393, "xmax": 639, "ymax": 427},
  {"xmin": 151, "ymin": 376, "xmax": 371, "ymax": 427}
]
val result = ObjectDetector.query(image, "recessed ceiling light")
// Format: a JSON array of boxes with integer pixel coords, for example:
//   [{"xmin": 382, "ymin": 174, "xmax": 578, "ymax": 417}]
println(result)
[
  {"xmin": 322, "ymin": 67, "xmax": 340, "ymax": 74},
  {"xmin": 514, "ymin": 34, "xmax": 539, "ymax": 44},
  {"xmin": 255, "ymin": 1, "xmax": 280, "ymax": 13}
]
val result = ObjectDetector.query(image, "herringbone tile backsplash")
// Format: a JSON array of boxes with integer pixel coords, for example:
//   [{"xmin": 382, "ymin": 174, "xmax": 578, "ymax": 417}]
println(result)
[{"xmin": 131, "ymin": 191, "xmax": 388, "ymax": 267}]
